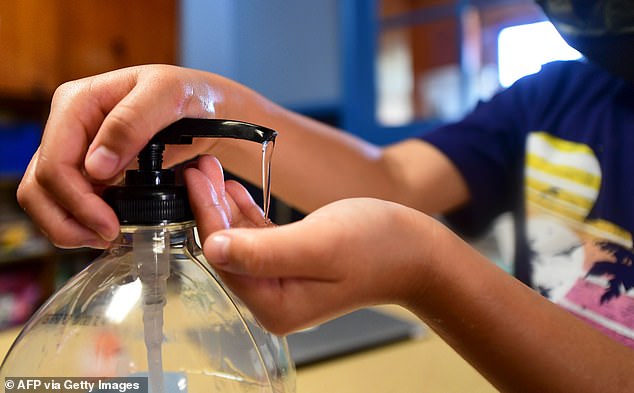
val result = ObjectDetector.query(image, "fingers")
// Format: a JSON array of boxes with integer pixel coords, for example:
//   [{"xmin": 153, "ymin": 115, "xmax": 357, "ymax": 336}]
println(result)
[
  {"xmin": 25, "ymin": 73, "xmax": 141, "ymax": 242},
  {"xmin": 195, "ymin": 155, "xmax": 231, "ymax": 216},
  {"xmin": 17, "ymin": 168, "xmax": 110, "ymax": 249},
  {"xmin": 83, "ymin": 80, "xmax": 174, "ymax": 179},
  {"xmin": 225, "ymin": 180, "xmax": 267, "ymax": 227},
  {"xmin": 200, "ymin": 210, "xmax": 375, "ymax": 334},
  {"xmin": 18, "ymin": 149, "xmax": 117, "ymax": 246},
  {"xmin": 84, "ymin": 66, "xmax": 220, "ymax": 180},
  {"xmin": 202, "ymin": 198, "xmax": 387, "ymax": 280},
  {"xmin": 183, "ymin": 166, "xmax": 231, "ymax": 239},
  {"xmin": 198, "ymin": 198, "xmax": 438, "ymax": 335},
  {"xmin": 19, "ymin": 65, "xmax": 223, "ymax": 248},
  {"xmin": 203, "ymin": 221, "xmax": 340, "ymax": 280},
  {"xmin": 185, "ymin": 155, "xmax": 268, "ymax": 234},
  {"xmin": 214, "ymin": 272, "xmax": 357, "ymax": 335},
  {"xmin": 20, "ymin": 69, "xmax": 145, "ymax": 246},
  {"xmin": 203, "ymin": 220, "xmax": 357, "ymax": 334},
  {"xmin": 30, "ymin": 152, "xmax": 120, "ymax": 241}
]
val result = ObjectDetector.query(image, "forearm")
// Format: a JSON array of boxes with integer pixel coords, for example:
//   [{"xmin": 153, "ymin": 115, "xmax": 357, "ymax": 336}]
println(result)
[
  {"xmin": 198, "ymin": 194, "xmax": 634, "ymax": 390},
  {"xmin": 208, "ymin": 89, "xmax": 393, "ymax": 212},
  {"xmin": 408, "ymin": 224, "xmax": 634, "ymax": 392},
  {"xmin": 200, "ymin": 74, "xmax": 468, "ymax": 214}
]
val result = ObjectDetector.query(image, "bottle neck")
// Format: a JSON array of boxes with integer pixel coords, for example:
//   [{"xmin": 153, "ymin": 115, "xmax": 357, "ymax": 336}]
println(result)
[{"xmin": 112, "ymin": 221, "xmax": 199, "ymax": 252}]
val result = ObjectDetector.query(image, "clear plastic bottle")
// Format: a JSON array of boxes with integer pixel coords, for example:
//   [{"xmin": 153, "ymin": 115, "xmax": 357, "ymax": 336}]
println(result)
[{"xmin": 0, "ymin": 119, "xmax": 295, "ymax": 393}]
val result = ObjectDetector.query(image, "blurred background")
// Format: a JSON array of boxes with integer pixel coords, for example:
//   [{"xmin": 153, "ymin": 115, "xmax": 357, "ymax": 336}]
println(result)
[{"xmin": 0, "ymin": 0, "xmax": 580, "ymax": 329}]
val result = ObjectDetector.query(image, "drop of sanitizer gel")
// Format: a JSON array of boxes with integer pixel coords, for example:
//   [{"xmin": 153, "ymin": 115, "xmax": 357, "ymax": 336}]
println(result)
[
  {"xmin": 262, "ymin": 139, "xmax": 275, "ymax": 225},
  {"xmin": 0, "ymin": 119, "xmax": 295, "ymax": 393}
]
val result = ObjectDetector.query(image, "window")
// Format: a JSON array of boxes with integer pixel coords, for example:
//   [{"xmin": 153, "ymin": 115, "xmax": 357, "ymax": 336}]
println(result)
[{"xmin": 497, "ymin": 21, "xmax": 582, "ymax": 87}]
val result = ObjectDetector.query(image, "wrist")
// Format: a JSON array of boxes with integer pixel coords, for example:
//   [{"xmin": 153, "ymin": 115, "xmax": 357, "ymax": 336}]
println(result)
[
  {"xmin": 368, "ymin": 207, "xmax": 443, "ymax": 309},
  {"xmin": 394, "ymin": 215, "xmax": 457, "ymax": 314},
  {"xmin": 209, "ymin": 72, "xmax": 278, "ymax": 125}
]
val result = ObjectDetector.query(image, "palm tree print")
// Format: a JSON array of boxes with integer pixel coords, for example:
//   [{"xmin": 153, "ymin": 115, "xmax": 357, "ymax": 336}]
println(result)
[{"xmin": 586, "ymin": 241, "xmax": 634, "ymax": 304}]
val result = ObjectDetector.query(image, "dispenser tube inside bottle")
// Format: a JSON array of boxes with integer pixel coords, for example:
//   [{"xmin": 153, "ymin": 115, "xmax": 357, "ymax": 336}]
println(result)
[{"xmin": 134, "ymin": 229, "xmax": 170, "ymax": 393}]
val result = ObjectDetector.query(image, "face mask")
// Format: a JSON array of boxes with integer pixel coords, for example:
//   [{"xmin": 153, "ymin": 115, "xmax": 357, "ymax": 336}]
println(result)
[{"xmin": 537, "ymin": 0, "xmax": 634, "ymax": 82}]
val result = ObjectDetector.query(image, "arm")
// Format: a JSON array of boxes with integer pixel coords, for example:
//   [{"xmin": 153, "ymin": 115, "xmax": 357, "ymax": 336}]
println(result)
[
  {"xmin": 209, "ymin": 108, "xmax": 469, "ymax": 214},
  {"xmin": 413, "ymin": 227, "xmax": 634, "ymax": 393},
  {"xmin": 195, "ymin": 194, "xmax": 634, "ymax": 393},
  {"xmin": 16, "ymin": 64, "xmax": 467, "ymax": 248}
]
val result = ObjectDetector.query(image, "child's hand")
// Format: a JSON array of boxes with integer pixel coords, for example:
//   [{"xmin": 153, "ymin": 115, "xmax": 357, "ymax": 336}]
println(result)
[
  {"xmin": 188, "ymin": 181, "xmax": 438, "ymax": 335},
  {"xmin": 16, "ymin": 65, "xmax": 249, "ymax": 248},
  {"xmin": 184, "ymin": 154, "xmax": 271, "ymax": 234}
]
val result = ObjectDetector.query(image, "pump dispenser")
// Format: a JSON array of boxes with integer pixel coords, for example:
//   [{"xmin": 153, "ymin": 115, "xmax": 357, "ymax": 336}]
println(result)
[
  {"xmin": 0, "ymin": 119, "xmax": 295, "ymax": 393},
  {"xmin": 105, "ymin": 118, "xmax": 278, "ymax": 226}
]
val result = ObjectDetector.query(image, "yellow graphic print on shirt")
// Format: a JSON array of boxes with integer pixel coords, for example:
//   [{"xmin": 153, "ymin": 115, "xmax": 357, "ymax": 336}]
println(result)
[{"xmin": 525, "ymin": 132, "xmax": 634, "ymax": 347}]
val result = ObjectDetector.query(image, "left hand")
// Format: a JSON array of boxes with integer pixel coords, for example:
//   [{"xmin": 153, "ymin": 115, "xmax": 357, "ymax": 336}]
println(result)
[
  {"xmin": 187, "ymin": 161, "xmax": 438, "ymax": 335},
  {"xmin": 187, "ymin": 157, "xmax": 634, "ymax": 393},
  {"xmin": 184, "ymin": 155, "xmax": 270, "ymax": 234}
]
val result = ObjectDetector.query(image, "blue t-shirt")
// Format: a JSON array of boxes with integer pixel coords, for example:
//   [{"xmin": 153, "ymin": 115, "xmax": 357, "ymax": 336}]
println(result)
[{"xmin": 421, "ymin": 60, "xmax": 634, "ymax": 347}]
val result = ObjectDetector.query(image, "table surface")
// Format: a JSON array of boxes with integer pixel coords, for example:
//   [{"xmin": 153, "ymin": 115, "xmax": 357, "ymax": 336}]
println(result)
[{"xmin": 0, "ymin": 307, "xmax": 497, "ymax": 393}]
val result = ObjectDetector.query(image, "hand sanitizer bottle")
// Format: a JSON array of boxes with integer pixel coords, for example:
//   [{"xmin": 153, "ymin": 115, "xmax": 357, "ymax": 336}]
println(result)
[{"xmin": 0, "ymin": 119, "xmax": 295, "ymax": 393}]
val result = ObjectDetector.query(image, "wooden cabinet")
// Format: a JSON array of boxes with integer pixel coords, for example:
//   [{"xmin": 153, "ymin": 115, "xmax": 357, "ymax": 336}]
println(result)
[
  {"xmin": 0, "ymin": 0, "xmax": 179, "ymax": 99},
  {"xmin": 0, "ymin": 1, "xmax": 178, "ymax": 327}
]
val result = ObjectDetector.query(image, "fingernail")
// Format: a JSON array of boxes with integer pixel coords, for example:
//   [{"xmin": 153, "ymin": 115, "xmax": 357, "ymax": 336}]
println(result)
[
  {"xmin": 83, "ymin": 237, "xmax": 110, "ymax": 249},
  {"xmin": 208, "ymin": 234, "xmax": 231, "ymax": 265},
  {"xmin": 98, "ymin": 226, "xmax": 119, "ymax": 242},
  {"xmin": 86, "ymin": 145, "xmax": 119, "ymax": 179},
  {"xmin": 90, "ymin": 219, "xmax": 119, "ymax": 243}
]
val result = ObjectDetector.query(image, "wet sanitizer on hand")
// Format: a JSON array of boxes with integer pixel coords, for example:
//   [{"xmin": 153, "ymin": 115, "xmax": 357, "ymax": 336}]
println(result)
[{"xmin": 0, "ymin": 119, "xmax": 295, "ymax": 393}]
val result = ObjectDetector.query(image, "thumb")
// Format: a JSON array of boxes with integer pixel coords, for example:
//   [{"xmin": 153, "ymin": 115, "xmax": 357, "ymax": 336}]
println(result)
[
  {"xmin": 203, "ymin": 221, "xmax": 340, "ymax": 281},
  {"xmin": 84, "ymin": 66, "xmax": 217, "ymax": 180},
  {"xmin": 201, "ymin": 218, "xmax": 360, "ymax": 335}
]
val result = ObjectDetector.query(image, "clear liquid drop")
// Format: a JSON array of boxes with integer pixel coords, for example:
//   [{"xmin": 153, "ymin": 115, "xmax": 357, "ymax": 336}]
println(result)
[{"xmin": 261, "ymin": 139, "xmax": 275, "ymax": 224}]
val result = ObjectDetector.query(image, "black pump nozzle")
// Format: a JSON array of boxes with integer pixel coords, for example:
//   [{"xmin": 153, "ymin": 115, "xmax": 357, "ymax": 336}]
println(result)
[
  {"xmin": 103, "ymin": 118, "xmax": 277, "ymax": 225},
  {"xmin": 130, "ymin": 119, "xmax": 277, "ymax": 187},
  {"xmin": 151, "ymin": 118, "xmax": 277, "ymax": 146}
]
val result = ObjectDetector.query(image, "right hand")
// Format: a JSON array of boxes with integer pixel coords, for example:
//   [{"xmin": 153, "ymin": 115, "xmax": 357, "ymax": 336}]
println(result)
[
  {"xmin": 17, "ymin": 64, "xmax": 257, "ymax": 248},
  {"xmin": 197, "ymin": 196, "xmax": 440, "ymax": 335}
]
